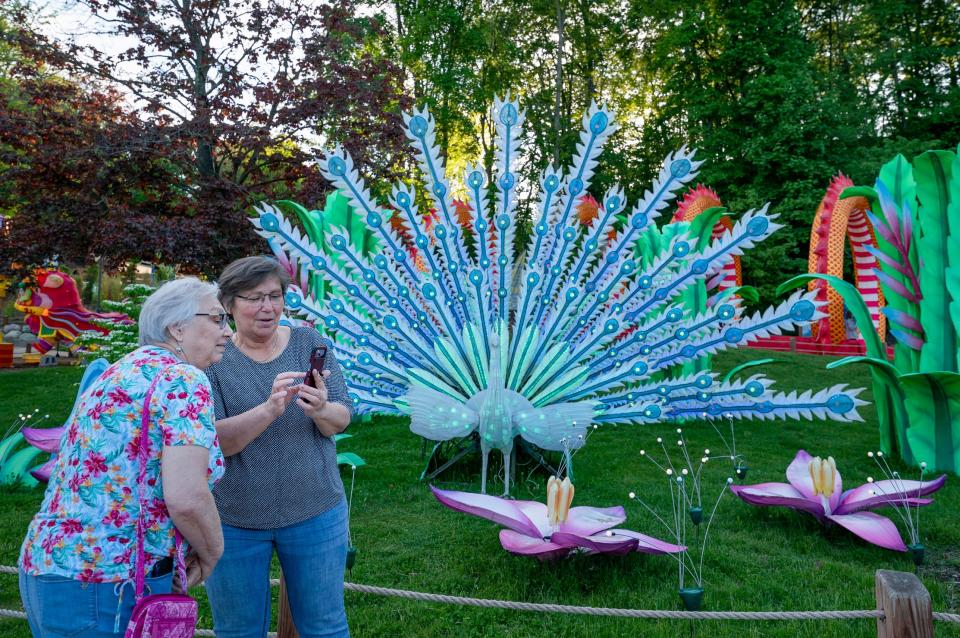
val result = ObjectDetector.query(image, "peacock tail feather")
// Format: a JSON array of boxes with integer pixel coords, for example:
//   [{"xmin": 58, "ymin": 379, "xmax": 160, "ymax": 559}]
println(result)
[{"xmin": 251, "ymin": 98, "xmax": 867, "ymax": 461}]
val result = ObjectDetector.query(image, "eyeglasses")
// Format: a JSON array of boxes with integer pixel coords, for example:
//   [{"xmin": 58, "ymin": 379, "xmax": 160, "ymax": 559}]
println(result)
[
  {"xmin": 235, "ymin": 292, "xmax": 285, "ymax": 307},
  {"xmin": 196, "ymin": 312, "xmax": 232, "ymax": 329}
]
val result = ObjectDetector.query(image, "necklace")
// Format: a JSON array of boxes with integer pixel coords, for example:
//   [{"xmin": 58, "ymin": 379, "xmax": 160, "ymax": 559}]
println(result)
[{"xmin": 235, "ymin": 329, "xmax": 280, "ymax": 363}]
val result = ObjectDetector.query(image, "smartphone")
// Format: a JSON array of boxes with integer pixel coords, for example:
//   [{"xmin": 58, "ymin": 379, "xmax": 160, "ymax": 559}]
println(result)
[{"xmin": 304, "ymin": 346, "xmax": 328, "ymax": 387}]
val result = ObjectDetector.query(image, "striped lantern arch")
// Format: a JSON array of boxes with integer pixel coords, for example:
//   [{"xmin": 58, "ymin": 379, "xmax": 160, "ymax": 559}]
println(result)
[{"xmin": 807, "ymin": 174, "xmax": 886, "ymax": 343}]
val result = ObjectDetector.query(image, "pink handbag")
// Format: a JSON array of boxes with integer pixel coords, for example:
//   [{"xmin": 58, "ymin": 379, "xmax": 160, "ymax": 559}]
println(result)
[{"xmin": 125, "ymin": 368, "xmax": 199, "ymax": 638}]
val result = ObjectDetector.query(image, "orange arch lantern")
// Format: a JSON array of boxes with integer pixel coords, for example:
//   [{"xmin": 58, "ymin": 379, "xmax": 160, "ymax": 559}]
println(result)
[{"xmin": 806, "ymin": 174, "xmax": 886, "ymax": 343}]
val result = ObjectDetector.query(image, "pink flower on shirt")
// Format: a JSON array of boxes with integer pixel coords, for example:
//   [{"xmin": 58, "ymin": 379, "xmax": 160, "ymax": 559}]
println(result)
[
  {"xmin": 179, "ymin": 402, "xmax": 202, "ymax": 420},
  {"xmin": 83, "ymin": 453, "xmax": 108, "ymax": 477},
  {"xmin": 102, "ymin": 507, "xmax": 130, "ymax": 528},
  {"xmin": 108, "ymin": 387, "xmax": 133, "ymax": 406}
]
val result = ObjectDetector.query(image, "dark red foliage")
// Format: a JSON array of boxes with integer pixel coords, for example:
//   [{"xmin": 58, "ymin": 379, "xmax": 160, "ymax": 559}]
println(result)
[{"xmin": 2, "ymin": 0, "xmax": 411, "ymax": 274}]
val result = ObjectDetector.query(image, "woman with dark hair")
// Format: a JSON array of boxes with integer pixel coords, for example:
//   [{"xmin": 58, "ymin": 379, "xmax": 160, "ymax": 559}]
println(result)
[
  {"xmin": 205, "ymin": 256, "xmax": 352, "ymax": 638},
  {"xmin": 18, "ymin": 277, "xmax": 229, "ymax": 635}
]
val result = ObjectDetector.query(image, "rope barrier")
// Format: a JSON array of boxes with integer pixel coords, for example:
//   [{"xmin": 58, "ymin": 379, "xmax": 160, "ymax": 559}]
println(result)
[
  {"xmin": 934, "ymin": 612, "xmax": 960, "ymax": 623},
  {"xmin": 0, "ymin": 608, "xmax": 27, "ymax": 620},
  {"xmin": 2, "ymin": 564, "xmax": 958, "ymax": 626},
  {"xmin": 340, "ymin": 582, "xmax": 881, "ymax": 620}
]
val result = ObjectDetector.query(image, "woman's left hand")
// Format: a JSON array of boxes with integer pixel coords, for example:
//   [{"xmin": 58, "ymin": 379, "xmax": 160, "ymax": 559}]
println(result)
[{"xmin": 297, "ymin": 369, "xmax": 331, "ymax": 421}]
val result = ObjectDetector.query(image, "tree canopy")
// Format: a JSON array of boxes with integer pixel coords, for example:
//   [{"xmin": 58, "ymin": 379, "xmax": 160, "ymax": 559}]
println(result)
[{"xmin": 1, "ymin": 0, "xmax": 958, "ymax": 295}]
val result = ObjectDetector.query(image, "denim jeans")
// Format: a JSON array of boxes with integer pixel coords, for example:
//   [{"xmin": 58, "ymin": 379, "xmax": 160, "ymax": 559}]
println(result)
[
  {"xmin": 19, "ymin": 570, "xmax": 173, "ymax": 637},
  {"xmin": 205, "ymin": 500, "xmax": 350, "ymax": 638}
]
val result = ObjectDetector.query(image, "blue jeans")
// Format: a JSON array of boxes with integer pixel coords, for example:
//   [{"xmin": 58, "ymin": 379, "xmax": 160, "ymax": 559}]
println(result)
[
  {"xmin": 205, "ymin": 500, "xmax": 350, "ymax": 638},
  {"xmin": 19, "ymin": 570, "xmax": 173, "ymax": 637}
]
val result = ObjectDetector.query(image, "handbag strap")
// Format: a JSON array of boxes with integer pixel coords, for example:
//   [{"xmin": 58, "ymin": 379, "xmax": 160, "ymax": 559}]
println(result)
[{"xmin": 133, "ymin": 364, "xmax": 188, "ymax": 601}]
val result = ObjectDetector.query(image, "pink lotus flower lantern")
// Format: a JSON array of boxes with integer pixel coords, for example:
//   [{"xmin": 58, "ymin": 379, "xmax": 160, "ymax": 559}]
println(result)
[
  {"xmin": 729, "ymin": 449, "xmax": 945, "ymax": 551},
  {"xmin": 431, "ymin": 480, "xmax": 685, "ymax": 561}
]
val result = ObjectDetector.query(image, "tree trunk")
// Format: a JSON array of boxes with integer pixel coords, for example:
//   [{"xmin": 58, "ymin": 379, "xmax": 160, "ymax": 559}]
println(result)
[
  {"xmin": 197, "ymin": 140, "xmax": 215, "ymax": 178},
  {"xmin": 553, "ymin": 0, "xmax": 566, "ymax": 167},
  {"xmin": 578, "ymin": 0, "xmax": 595, "ymax": 108},
  {"xmin": 181, "ymin": 0, "xmax": 217, "ymax": 178}
]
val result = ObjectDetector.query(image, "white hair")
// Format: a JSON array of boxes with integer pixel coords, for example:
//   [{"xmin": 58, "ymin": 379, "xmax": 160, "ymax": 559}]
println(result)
[{"xmin": 139, "ymin": 277, "xmax": 220, "ymax": 346}]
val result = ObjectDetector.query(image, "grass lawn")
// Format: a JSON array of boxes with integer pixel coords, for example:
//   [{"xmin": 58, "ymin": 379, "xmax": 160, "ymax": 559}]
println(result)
[{"xmin": 1, "ymin": 350, "xmax": 958, "ymax": 637}]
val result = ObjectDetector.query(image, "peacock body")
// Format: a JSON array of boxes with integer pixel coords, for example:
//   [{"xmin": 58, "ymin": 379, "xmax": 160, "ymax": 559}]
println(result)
[{"xmin": 252, "ymin": 98, "xmax": 867, "ymax": 494}]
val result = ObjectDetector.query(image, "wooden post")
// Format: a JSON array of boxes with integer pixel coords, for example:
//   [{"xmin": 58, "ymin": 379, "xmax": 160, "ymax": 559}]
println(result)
[
  {"xmin": 875, "ymin": 569, "xmax": 933, "ymax": 638},
  {"xmin": 277, "ymin": 570, "xmax": 300, "ymax": 638}
]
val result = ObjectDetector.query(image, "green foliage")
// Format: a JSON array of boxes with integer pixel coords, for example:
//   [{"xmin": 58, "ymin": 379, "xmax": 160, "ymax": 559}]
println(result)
[
  {"xmin": 274, "ymin": 193, "xmax": 381, "ymax": 307},
  {"xmin": 72, "ymin": 283, "xmax": 153, "ymax": 363},
  {"xmin": 334, "ymin": 433, "xmax": 368, "ymax": 468},
  {"xmin": 833, "ymin": 146, "xmax": 960, "ymax": 471},
  {"xmin": 900, "ymin": 372, "xmax": 960, "ymax": 473},
  {"xmin": 914, "ymin": 150, "xmax": 958, "ymax": 372},
  {"xmin": 384, "ymin": 0, "xmax": 959, "ymax": 312},
  {"xmin": 638, "ymin": 1, "xmax": 845, "ymax": 303},
  {"xmin": 0, "ymin": 444, "xmax": 40, "ymax": 488}
]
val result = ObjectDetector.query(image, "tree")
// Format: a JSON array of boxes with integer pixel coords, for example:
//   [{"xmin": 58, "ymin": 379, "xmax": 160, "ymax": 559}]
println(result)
[
  {"xmin": 0, "ymin": 47, "xmax": 202, "ymax": 271},
  {"xmin": 635, "ymin": 0, "xmax": 862, "ymax": 302},
  {"xmin": 857, "ymin": 0, "xmax": 960, "ymax": 140},
  {"xmin": 5, "ymin": 0, "xmax": 411, "ymax": 273}
]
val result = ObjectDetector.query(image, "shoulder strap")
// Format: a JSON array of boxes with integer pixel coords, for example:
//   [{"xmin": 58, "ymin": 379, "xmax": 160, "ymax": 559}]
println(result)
[{"xmin": 133, "ymin": 364, "xmax": 186, "ymax": 600}]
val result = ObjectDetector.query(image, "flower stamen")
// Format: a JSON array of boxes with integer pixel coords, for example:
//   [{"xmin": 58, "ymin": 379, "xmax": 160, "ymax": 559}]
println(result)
[
  {"xmin": 809, "ymin": 456, "xmax": 837, "ymax": 497},
  {"xmin": 547, "ymin": 476, "xmax": 575, "ymax": 525}
]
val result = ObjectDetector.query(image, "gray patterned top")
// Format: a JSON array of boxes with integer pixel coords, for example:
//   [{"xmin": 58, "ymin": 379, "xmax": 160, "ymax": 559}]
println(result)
[{"xmin": 205, "ymin": 327, "xmax": 352, "ymax": 529}]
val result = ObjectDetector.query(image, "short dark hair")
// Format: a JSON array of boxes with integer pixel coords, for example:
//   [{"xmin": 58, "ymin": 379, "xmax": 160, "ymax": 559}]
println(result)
[{"xmin": 217, "ymin": 256, "xmax": 291, "ymax": 311}]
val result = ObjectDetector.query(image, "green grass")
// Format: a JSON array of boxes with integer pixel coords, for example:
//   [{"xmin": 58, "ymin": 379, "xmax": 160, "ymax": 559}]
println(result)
[{"xmin": 1, "ymin": 352, "xmax": 959, "ymax": 637}]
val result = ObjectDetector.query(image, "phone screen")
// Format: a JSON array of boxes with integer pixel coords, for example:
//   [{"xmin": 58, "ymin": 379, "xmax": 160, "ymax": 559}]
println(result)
[{"xmin": 304, "ymin": 346, "xmax": 327, "ymax": 387}]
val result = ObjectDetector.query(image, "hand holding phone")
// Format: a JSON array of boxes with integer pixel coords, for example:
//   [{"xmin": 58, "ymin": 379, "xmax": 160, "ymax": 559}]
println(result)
[{"xmin": 304, "ymin": 346, "xmax": 327, "ymax": 388}]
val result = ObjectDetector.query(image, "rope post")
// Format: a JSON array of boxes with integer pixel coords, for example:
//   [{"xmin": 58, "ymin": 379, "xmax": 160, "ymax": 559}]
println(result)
[
  {"xmin": 875, "ymin": 569, "xmax": 932, "ymax": 638},
  {"xmin": 277, "ymin": 570, "xmax": 300, "ymax": 638}
]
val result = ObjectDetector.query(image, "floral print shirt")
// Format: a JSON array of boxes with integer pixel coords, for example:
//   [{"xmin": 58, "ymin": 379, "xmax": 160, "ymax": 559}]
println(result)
[{"xmin": 19, "ymin": 346, "xmax": 224, "ymax": 583}]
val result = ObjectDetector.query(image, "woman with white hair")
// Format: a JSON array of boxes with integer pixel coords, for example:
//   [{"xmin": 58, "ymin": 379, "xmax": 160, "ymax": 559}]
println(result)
[{"xmin": 18, "ymin": 277, "xmax": 230, "ymax": 636}]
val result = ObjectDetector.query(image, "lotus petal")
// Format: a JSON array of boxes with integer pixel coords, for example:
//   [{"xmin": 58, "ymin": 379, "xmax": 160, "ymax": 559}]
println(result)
[
  {"xmin": 29, "ymin": 456, "xmax": 56, "ymax": 482},
  {"xmin": 498, "ymin": 529, "xmax": 571, "ymax": 560},
  {"xmin": 22, "ymin": 427, "xmax": 64, "ymax": 454},
  {"xmin": 609, "ymin": 529, "xmax": 687, "ymax": 554},
  {"xmin": 729, "ymin": 482, "xmax": 826, "ymax": 521},
  {"xmin": 551, "ymin": 530, "xmax": 638, "ymax": 556},
  {"xmin": 511, "ymin": 499, "xmax": 551, "ymax": 538},
  {"xmin": 835, "ymin": 475, "xmax": 946, "ymax": 514},
  {"xmin": 556, "ymin": 505, "xmax": 626, "ymax": 538},
  {"xmin": 784, "ymin": 449, "xmax": 817, "ymax": 499},
  {"xmin": 430, "ymin": 486, "xmax": 541, "ymax": 538},
  {"xmin": 827, "ymin": 512, "xmax": 907, "ymax": 551}
]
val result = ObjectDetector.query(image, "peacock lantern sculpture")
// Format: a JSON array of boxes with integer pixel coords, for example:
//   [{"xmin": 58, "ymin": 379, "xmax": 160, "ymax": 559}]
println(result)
[{"xmin": 253, "ymin": 98, "xmax": 867, "ymax": 494}]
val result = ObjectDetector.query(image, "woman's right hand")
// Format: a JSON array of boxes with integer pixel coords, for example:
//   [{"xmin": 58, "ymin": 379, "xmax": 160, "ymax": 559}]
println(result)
[
  {"xmin": 162, "ymin": 445, "xmax": 224, "ymax": 593},
  {"xmin": 173, "ymin": 548, "xmax": 220, "ymax": 591},
  {"xmin": 265, "ymin": 371, "xmax": 308, "ymax": 419}
]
